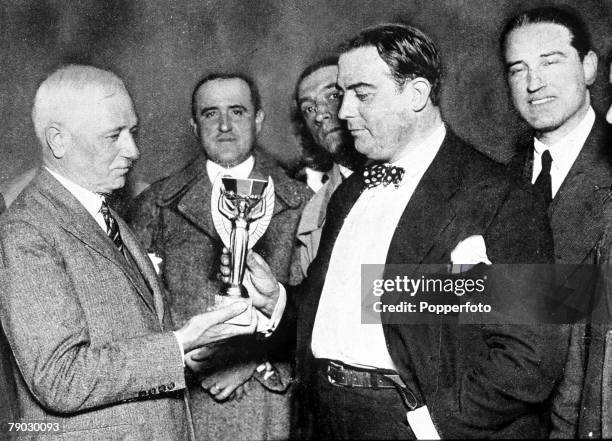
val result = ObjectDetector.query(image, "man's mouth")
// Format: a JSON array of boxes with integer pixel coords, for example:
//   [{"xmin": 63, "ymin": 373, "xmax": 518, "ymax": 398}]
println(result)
[
  {"xmin": 323, "ymin": 127, "xmax": 342, "ymax": 137},
  {"xmin": 529, "ymin": 96, "xmax": 555, "ymax": 105}
]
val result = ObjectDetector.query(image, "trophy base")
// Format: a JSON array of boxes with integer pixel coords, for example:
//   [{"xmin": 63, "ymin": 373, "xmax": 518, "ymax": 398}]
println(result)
[{"xmin": 214, "ymin": 294, "xmax": 253, "ymax": 326}]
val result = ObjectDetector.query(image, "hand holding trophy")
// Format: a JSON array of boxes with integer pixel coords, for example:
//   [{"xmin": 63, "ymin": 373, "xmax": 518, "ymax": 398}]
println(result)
[{"xmin": 211, "ymin": 175, "xmax": 275, "ymax": 325}]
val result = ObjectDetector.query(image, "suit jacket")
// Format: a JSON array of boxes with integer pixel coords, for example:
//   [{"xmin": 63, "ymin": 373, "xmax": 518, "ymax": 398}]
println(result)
[
  {"xmin": 510, "ymin": 116, "xmax": 612, "ymax": 439},
  {"xmin": 287, "ymin": 129, "xmax": 565, "ymax": 439},
  {"xmin": 0, "ymin": 169, "xmax": 190, "ymax": 441},
  {"xmin": 296, "ymin": 163, "xmax": 345, "ymax": 278},
  {"xmin": 126, "ymin": 151, "xmax": 311, "ymax": 441}
]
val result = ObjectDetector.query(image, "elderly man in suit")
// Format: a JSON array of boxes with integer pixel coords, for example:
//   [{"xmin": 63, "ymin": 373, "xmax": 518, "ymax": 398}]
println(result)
[
  {"xmin": 126, "ymin": 72, "xmax": 311, "ymax": 441},
  {"xmin": 293, "ymin": 57, "xmax": 364, "ymax": 278},
  {"xmin": 0, "ymin": 64, "xmax": 262, "ymax": 440},
  {"xmin": 498, "ymin": 7, "xmax": 612, "ymax": 438},
  {"xmin": 227, "ymin": 23, "xmax": 566, "ymax": 439}
]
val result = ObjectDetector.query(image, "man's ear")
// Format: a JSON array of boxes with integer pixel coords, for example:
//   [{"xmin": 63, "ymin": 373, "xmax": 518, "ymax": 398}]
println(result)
[
  {"xmin": 408, "ymin": 78, "xmax": 432, "ymax": 112},
  {"xmin": 189, "ymin": 118, "xmax": 199, "ymax": 139},
  {"xmin": 254, "ymin": 110, "xmax": 265, "ymax": 135},
  {"xmin": 45, "ymin": 124, "xmax": 67, "ymax": 159},
  {"xmin": 582, "ymin": 50, "xmax": 598, "ymax": 86}
]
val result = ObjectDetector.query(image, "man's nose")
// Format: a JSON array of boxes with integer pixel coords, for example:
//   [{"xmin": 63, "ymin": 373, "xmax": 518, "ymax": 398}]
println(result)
[
  {"xmin": 122, "ymin": 133, "xmax": 140, "ymax": 160},
  {"xmin": 338, "ymin": 95, "xmax": 354, "ymax": 120},
  {"xmin": 527, "ymin": 68, "xmax": 545, "ymax": 93},
  {"xmin": 314, "ymin": 102, "xmax": 331, "ymax": 124},
  {"xmin": 219, "ymin": 113, "xmax": 232, "ymax": 132}
]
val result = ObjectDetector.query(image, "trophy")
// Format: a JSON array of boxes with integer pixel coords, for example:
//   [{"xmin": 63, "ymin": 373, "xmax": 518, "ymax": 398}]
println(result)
[{"xmin": 211, "ymin": 175, "xmax": 275, "ymax": 325}]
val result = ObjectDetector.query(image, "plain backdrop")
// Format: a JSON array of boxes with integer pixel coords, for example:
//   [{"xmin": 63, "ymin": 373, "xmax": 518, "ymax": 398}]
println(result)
[{"xmin": 0, "ymin": 0, "xmax": 610, "ymax": 187}]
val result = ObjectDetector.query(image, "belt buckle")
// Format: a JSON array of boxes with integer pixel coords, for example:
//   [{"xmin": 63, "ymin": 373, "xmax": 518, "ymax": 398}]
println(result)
[{"xmin": 326, "ymin": 361, "xmax": 347, "ymax": 387}]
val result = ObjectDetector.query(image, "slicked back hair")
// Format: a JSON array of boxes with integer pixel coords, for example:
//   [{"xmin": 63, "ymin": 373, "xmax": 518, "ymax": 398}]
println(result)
[
  {"xmin": 499, "ymin": 6, "xmax": 593, "ymax": 60},
  {"xmin": 191, "ymin": 72, "xmax": 262, "ymax": 120},
  {"xmin": 339, "ymin": 23, "xmax": 442, "ymax": 105}
]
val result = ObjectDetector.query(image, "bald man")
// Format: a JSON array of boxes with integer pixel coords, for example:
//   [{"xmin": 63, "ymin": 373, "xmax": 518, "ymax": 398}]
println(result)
[{"xmin": 0, "ymin": 65, "xmax": 266, "ymax": 440}]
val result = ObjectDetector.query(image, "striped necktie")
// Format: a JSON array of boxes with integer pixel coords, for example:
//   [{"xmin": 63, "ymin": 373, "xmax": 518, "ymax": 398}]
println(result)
[{"xmin": 100, "ymin": 199, "xmax": 124, "ymax": 251}]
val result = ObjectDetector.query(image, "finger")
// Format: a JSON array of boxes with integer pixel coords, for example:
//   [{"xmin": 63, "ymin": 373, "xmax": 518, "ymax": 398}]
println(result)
[
  {"xmin": 204, "ymin": 301, "xmax": 248, "ymax": 325},
  {"xmin": 220, "ymin": 265, "xmax": 230, "ymax": 276},
  {"xmin": 215, "ymin": 385, "xmax": 237, "ymax": 401},
  {"xmin": 220, "ymin": 252, "xmax": 230, "ymax": 266},
  {"xmin": 188, "ymin": 345, "xmax": 217, "ymax": 361},
  {"xmin": 201, "ymin": 375, "xmax": 219, "ymax": 390}
]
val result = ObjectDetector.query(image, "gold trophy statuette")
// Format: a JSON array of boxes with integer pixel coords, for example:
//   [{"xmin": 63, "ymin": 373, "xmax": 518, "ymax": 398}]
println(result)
[{"xmin": 211, "ymin": 175, "xmax": 274, "ymax": 325}]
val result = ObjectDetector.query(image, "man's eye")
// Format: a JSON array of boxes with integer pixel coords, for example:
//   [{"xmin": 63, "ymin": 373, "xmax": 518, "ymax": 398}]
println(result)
[
  {"xmin": 130, "ymin": 128, "xmax": 139, "ymax": 138},
  {"xmin": 508, "ymin": 66, "xmax": 525, "ymax": 76},
  {"xmin": 203, "ymin": 111, "xmax": 217, "ymax": 119},
  {"xmin": 543, "ymin": 59, "xmax": 559, "ymax": 67},
  {"xmin": 301, "ymin": 105, "xmax": 315, "ymax": 115},
  {"xmin": 232, "ymin": 109, "xmax": 244, "ymax": 116},
  {"xmin": 108, "ymin": 132, "xmax": 121, "ymax": 141},
  {"xmin": 329, "ymin": 91, "xmax": 341, "ymax": 101},
  {"xmin": 355, "ymin": 93, "xmax": 369, "ymax": 101}
]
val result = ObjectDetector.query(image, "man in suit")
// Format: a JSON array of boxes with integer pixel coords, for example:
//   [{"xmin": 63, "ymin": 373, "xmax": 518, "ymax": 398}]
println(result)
[
  {"xmin": 126, "ymin": 73, "xmax": 311, "ymax": 440},
  {"xmin": 228, "ymin": 24, "xmax": 566, "ymax": 439},
  {"xmin": 293, "ymin": 57, "xmax": 364, "ymax": 278},
  {"xmin": 0, "ymin": 64, "xmax": 261, "ymax": 440},
  {"xmin": 498, "ymin": 7, "xmax": 612, "ymax": 437}
]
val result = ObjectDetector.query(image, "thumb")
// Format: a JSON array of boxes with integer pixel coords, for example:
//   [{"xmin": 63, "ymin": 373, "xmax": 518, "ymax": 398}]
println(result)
[
  {"xmin": 246, "ymin": 251, "xmax": 270, "ymax": 276},
  {"xmin": 205, "ymin": 301, "xmax": 248, "ymax": 325}
]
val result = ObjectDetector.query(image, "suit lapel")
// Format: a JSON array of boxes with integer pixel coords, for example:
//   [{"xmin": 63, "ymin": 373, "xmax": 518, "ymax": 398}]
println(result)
[
  {"xmin": 115, "ymin": 214, "xmax": 165, "ymax": 324},
  {"xmin": 386, "ymin": 131, "xmax": 461, "ymax": 265},
  {"xmin": 35, "ymin": 170, "xmax": 158, "ymax": 316},
  {"xmin": 549, "ymin": 118, "xmax": 612, "ymax": 263}
]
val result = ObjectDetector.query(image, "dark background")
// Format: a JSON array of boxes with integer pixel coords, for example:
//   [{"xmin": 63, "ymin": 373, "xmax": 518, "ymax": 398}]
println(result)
[{"xmin": 0, "ymin": 0, "xmax": 610, "ymax": 191}]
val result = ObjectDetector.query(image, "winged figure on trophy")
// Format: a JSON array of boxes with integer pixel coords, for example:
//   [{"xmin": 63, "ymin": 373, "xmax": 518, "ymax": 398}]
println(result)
[{"xmin": 211, "ymin": 175, "xmax": 275, "ymax": 325}]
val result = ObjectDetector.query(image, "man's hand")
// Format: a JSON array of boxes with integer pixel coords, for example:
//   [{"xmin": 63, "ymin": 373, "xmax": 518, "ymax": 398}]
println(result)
[
  {"xmin": 220, "ymin": 248, "xmax": 280, "ymax": 317},
  {"xmin": 201, "ymin": 362, "xmax": 257, "ymax": 402},
  {"xmin": 175, "ymin": 302, "xmax": 256, "ymax": 354}
]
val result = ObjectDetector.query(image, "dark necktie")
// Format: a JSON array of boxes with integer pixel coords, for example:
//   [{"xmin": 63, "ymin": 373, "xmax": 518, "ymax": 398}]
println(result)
[
  {"xmin": 100, "ymin": 199, "xmax": 124, "ymax": 251},
  {"xmin": 362, "ymin": 163, "xmax": 405, "ymax": 189},
  {"xmin": 533, "ymin": 150, "xmax": 553, "ymax": 205}
]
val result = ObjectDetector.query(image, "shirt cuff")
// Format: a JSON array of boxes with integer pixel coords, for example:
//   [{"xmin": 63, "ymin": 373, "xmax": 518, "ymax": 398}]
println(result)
[
  {"xmin": 173, "ymin": 331, "xmax": 186, "ymax": 366},
  {"xmin": 406, "ymin": 406, "xmax": 441, "ymax": 440},
  {"xmin": 255, "ymin": 282, "xmax": 286, "ymax": 337}
]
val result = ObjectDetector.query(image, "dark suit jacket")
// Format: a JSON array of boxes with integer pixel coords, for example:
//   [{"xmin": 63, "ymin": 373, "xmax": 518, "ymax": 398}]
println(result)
[
  {"xmin": 0, "ymin": 170, "xmax": 191, "ymax": 440},
  {"xmin": 287, "ymin": 129, "xmax": 566, "ymax": 438},
  {"xmin": 536, "ymin": 117, "xmax": 612, "ymax": 439}
]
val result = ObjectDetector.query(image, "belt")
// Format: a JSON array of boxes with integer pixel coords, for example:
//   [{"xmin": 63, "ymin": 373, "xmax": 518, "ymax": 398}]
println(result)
[{"xmin": 319, "ymin": 359, "xmax": 419, "ymax": 410}]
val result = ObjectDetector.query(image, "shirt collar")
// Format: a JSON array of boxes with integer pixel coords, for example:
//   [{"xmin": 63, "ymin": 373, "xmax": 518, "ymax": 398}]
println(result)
[
  {"xmin": 337, "ymin": 164, "xmax": 353, "ymax": 178},
  {"xmin": 206, "ymin": 155, "xmax": 255, "ymax": 183},
  {"xmin": 44, "ymin": 167, "xmax": 105, "ymax": 218},
  {"xmin": 533, "ymin": 106, "xmax": 595, "ymax": 165}
]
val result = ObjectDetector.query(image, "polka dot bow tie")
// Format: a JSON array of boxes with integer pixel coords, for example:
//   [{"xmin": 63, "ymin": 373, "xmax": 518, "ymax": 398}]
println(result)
[{"xmin": 362, "ymin": 163, "xmax": 405, "ymax": 189}]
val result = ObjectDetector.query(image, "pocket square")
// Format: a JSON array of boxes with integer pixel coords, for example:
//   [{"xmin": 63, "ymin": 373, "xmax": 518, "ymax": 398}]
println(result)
[
  {"xmin": 148, "ymin": 253, "xmax": 162, "ymax": 275},
  {"xmin": 450, "ymin": 235, "xmax": 491, "ymax": 274}
]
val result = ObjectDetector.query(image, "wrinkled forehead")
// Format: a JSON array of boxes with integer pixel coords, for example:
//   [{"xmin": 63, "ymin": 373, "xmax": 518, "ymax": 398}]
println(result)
[
  {"xmin": 194, "ymin": 78, "xmax": 255, "ymax": 110},
  {"xmin": 298, "ymin": 65, "xmax": 339, "ymax": 99}
]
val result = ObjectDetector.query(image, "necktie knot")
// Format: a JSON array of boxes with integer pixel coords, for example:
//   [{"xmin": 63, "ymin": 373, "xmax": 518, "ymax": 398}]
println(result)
[
  {"xmin": 100, "ymin": 199, "xmax": 124, "ymax": 251},
  {"xmin": 362, "ymin": 163, "xmax": 405, "ymax": 189}
]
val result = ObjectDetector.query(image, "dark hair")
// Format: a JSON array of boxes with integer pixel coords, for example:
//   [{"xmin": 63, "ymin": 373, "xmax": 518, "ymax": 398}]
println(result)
[
  {"xmin": 499, "ymin": 6, "xmax": 592, "ymax": 60},
  {"xmin": 191, "ymin": 72, "xmax": 262, "ymax": 119},
  {"xmin": 338, "ymin": 23, "xmax": 442, "ymax": 105}
]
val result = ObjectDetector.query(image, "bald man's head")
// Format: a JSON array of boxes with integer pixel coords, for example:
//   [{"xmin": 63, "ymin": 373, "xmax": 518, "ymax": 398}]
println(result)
[{"xmin": 32, "ymin": 65, "xmax": 140, "ymax": 194}]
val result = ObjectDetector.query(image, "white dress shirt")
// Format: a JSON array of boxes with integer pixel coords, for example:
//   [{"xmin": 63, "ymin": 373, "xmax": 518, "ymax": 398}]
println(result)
[
  {"xmin": 206, "ymin": 155, "xmax": 255, "ymax": 183},
  {"xmin": 310, "ymin": 124, "xmax": 447, "ymax": 369},
  {"xmin": 531, "ymin": 107, "xmax": 595, "ymax": 198}
]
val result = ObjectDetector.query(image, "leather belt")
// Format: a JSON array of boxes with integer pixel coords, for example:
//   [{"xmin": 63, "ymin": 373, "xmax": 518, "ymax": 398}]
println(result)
[{"xmin": 319, "ymin": 359, "xmax": 418, "ymax": 410}]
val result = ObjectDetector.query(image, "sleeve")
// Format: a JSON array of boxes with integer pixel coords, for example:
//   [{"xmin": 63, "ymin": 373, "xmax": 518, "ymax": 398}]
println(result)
[{"xmin": 0, "ymin": 219, "xmax": 185, "ymax": 414}]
